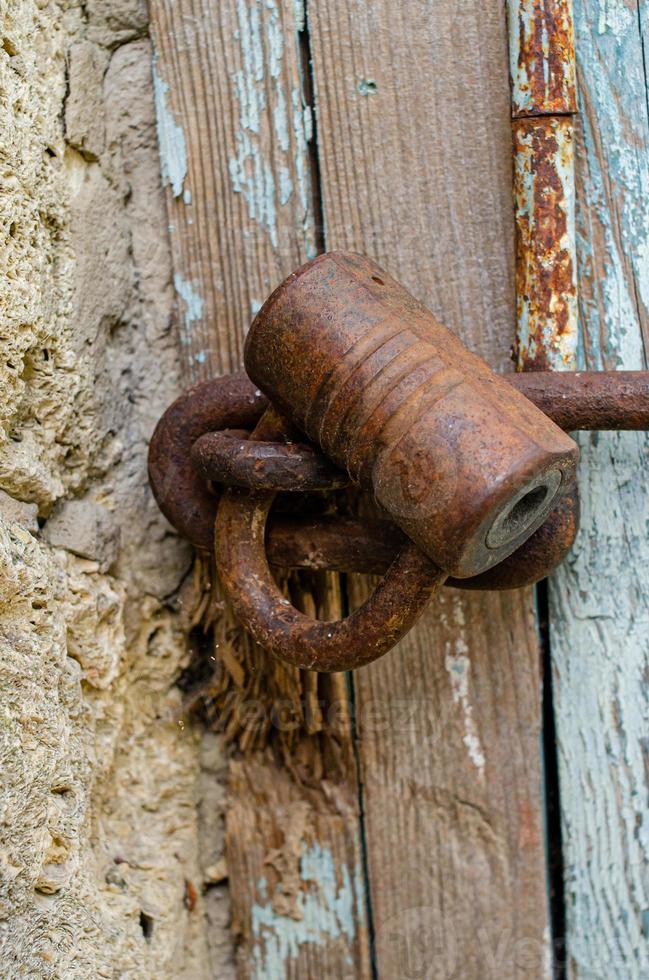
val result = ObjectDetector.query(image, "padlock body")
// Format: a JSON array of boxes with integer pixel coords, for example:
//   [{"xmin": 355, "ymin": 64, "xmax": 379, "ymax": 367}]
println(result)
[{"xmin": 245, "ymin": 252, "xmax": 578, "ymax": 577}]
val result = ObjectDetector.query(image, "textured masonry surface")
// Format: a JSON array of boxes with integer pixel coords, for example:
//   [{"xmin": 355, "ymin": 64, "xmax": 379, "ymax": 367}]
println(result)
[{"xmin": 0, "ymin": 1, "xmax": 233, "ymax": 974}]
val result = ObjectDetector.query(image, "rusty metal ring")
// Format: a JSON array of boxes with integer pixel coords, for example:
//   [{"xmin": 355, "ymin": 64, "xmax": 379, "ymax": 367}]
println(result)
[
  {"xmin": 216, "ymin": 486, "xmax": 446, "ymax": 671},
  {"xmin": 192, "ymin": 429, "xmax": 350, "ymax": 491},
  {"xmin": 148, "ymin": 372, "xmax": 267, "ymax": 550},
  {"xmin": 213, "ymin": 406, "xmax": 445, "ymax": 671}
]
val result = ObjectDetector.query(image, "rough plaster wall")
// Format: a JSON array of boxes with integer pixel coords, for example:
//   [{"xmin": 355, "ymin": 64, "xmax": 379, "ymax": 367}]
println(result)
[{"xmin": 0, "ymin": 0, "xmax": 232, "ymax": 975}]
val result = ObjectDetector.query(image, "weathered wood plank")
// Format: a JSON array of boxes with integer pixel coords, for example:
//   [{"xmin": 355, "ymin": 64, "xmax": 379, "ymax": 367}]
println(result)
[
  {"xmin": 227, "ymin": 757, "xmax": 369, "ymax": 979},
  {"xmin": 151, "ymin": 0, "xmax": 318, "ymax": 381},
  {"xmin": 308, "ymin": 1, "xmax": 552, "ymax": 975},
  {"xmin": 149, "ymin": 2, "xmax": 370, "ymax": 975},
  {"xmin": 549, "ymin": 2, "xmax": 649, "ymax": 975}
]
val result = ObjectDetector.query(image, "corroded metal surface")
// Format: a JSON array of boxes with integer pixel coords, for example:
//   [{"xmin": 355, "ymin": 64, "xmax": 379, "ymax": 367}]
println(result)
[
  {"xmin": 508, "ymin": 0, "xmax": 578, "ymax": 372},
  {"xmin": 508, "ymin": 0, "xmax": 577, "ymax": 116},
  {"xmin": 513, "ymin": 116, "xmax": 578, "ymax": 370},
  {"xmin": 148, "ymin": 366, "xmax": 648, "ymax": 569},
  {"xmin": 245, "ymin": 253, "xmax": 578, "ymax": 578},
  {"xmin": 146, "ymin": 367, "xmax": 582, "ymax": 588},
  {"xmin": 511, "ymin": 371, "xmax": 649, "ymax": 429},
  {"xmin": 147, "ymin": 371, "xmax": 267, "ymax": 549},
  {"xmin": 214, "ymin": 406, "xmax": 446, "ymax": 672},
  {"xmin": 192, "ymin": 429, "xmax": 349, "ymax": 491}
]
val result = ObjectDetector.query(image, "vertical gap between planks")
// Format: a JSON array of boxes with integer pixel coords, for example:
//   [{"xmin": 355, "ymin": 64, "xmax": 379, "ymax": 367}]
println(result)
[
  {"xmin": 302, "ymin": 0, "xmax": 377, "ymax": 962},
  {"xmin": 638, "ymin": 1, "xmax": 649, "ymax": 125},
  {"xmin": 537, "ymin": 579, "xmax": 566, "ymax": 979},
  {"xmin": 346, "ymin": 663, "xmax": 378, "ymax": 980},
  {"xmin": 300, "ymin": 2, "xmax": 377, "ymax": 966},
  {"xmin": 299, "ymin": 2, "xmax": 326, "ymax": 254}
]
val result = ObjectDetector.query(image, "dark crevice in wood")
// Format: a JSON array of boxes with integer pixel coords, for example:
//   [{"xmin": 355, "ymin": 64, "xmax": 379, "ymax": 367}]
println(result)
[
  {"xmin": 636, "ymin": 1, "xmax": 649, "ymax": 132},
  {"xmin": 344, "ymin": 591, "xmax": 378, "ymax": 980},
  {"xmin": 538, "ymin": 579, "xmax": 566, "ymax": 979},
  {"xmin": 299, "ymin": 8, "xmax": 375, "ymax": 966},
  {"xmin": 299, "ymin": 2, "xmax": 326, "ymax": 255}
]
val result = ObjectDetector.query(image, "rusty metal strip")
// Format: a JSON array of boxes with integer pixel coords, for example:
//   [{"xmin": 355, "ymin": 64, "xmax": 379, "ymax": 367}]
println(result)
[
  {"xmin": 513, "ymin": 116, "xmax": 577, "ymax": 370},
  {"xmin": 508, "ymin": 0, "xmax": 577, "ymax": 117},
  {"xmin": 508, "ymin": 0, "xmax": 578, "ymax": 372}
]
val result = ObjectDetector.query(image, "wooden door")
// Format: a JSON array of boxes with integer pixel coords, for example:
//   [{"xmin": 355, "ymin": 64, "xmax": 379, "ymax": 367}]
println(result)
[{"xmin": 149, "ymin": 0, "xmax": 649, "ymax": 976}]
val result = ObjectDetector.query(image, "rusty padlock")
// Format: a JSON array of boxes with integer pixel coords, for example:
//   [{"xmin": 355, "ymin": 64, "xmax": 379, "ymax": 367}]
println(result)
[
  {"xmin": 244, "ymin": 253, "xmax": 578, "ymax": 578},
  {"xmin": 149, "ymin": 252, "xmax": 649, "ymax": 669}
]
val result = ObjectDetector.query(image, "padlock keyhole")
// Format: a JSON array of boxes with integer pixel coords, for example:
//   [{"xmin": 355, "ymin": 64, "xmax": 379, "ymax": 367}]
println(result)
[{"xmin": 492, "ymin": 485, "xmax": 549, "ymax": 548}]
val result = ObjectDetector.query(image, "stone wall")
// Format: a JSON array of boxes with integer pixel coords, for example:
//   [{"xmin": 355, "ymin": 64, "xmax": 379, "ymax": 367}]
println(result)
[{"xmin": 0, "ymin": 1, "xmax": 231, "ymax": 974}]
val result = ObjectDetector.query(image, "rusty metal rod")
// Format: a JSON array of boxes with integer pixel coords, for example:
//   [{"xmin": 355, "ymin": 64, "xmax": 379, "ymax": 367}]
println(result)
[
  {"xmin": 266, "ymin": 484, "xmax": 579, "ymax": 590},
  {"xmin": 510, "ymin": 371, "xmax": 649, "ymax": 430},
  {"xmin": 148, "ymin": 370, "xmax": 649, "ymax": 568},
  {"xmin": 192, "ymin": 429, "xmax": 349, "ymax": 491}
]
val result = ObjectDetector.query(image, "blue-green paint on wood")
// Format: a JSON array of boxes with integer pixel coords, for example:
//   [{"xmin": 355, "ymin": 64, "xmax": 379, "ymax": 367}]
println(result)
[
  {"xmin": 173, "ymin": 273, "xmax": 204, "ymax": 346},
  {"xmin": 549, "ymin": 2, "xmax": 649, "ymax": 976},
  {"xmin": 248, "ymin": 842, "xmax": 365, "ymax": 979},
  {"xmin": 152, "ymin": 56, "xmax": 188, "ymax": 199},
  {"xmin": 227, "ymin": 0, "xmax": 316, "ymax": 256}
]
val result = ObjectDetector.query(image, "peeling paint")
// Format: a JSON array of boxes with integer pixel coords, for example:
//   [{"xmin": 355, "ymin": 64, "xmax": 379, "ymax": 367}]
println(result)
[
  {"xmin": 227, "ymin": 0, "xmax": 316, "ymax": 256},
  {"xmin": 445, "ymin": 648, "xmax": 486, "ymax": 776},
  {"xmin": 572, "ymin": 1, "xmax": 649, "ymax": 371},
  {"xmin": 273, "ymin": 85, "xmax": 289, "ymax": 152},
  {"xmin": 152, "ymin": 56, "xmax": 187, "ymax": 198},
  {"xmin": 249, "ymin": 842, "xmax": 365, "ymax": 978},
  {"xmin": 293, "ymin": 0, "xmax": 305, "ymax": 33},
  {"xmin": 358, "ymin": 79, "xmax": 378, "ymax": 96},
  {"xmin": 173, "ymin": 273, "xmax": 204, "ymax": 343},
  {"xmin": 546, "ymin": 0, "xmax": 649, "ymax": 975}
]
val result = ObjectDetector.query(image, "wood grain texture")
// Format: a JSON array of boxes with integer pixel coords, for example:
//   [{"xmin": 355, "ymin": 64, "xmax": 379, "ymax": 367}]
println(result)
[
  {"xmin": 549, "ymin": 2, "xmax": 649, "ymax": 975},
  {"xmin": 227, "ymin": 757, "xmax": 370, "ymax": 979},
  {"xmin": 349, "ymin": 588, "xmax": 550, "ymax": 978},
  {"xmin": 308, "ymin": 1, "xmax": 552, "ymax": 975},
  {"xmin": 149, "ymin": 2, "xmax": 369, "ymax": 975},
  {"xmin": 151, "ymin": 0, "xmax": 318, "ymax": 381}
]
